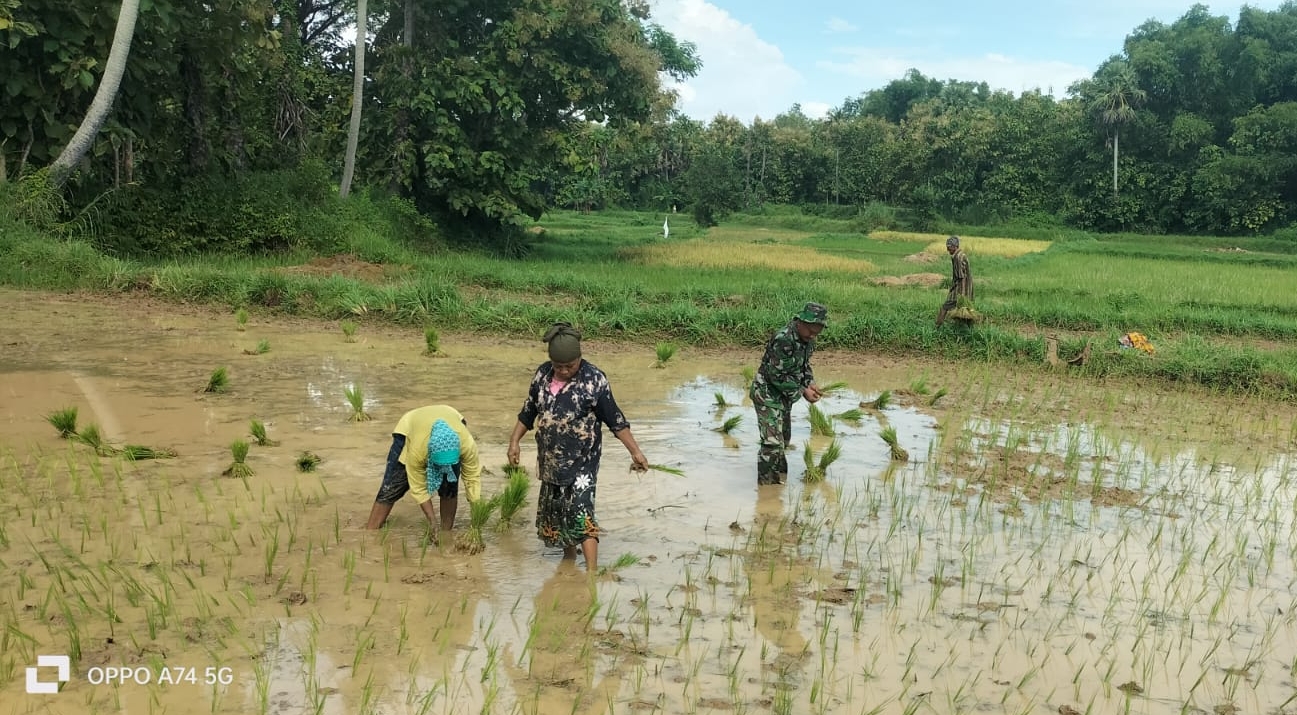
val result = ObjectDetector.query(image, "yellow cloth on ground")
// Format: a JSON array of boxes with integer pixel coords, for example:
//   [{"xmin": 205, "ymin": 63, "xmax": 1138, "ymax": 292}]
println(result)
[{"xmin": 394, "ymin": 405, "xmax": 481, "ymax": 503}]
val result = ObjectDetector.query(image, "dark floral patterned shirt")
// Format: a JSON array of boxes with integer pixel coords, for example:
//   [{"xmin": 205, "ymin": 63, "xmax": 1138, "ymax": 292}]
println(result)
[{"xmin": 517, "ymin": 360, "xmax": 631, "ymax": 486}]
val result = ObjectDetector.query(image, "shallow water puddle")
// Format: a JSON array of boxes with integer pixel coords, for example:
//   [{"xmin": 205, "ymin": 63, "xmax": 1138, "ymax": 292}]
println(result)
[{"xmin": 2, "ymin": 290, "xmax": 1297, "ymax": 715}]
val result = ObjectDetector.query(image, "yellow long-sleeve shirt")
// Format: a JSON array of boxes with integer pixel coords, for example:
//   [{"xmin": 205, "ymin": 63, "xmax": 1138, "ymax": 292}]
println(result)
[{"xmin": 393, "ymin": 405, "xmax": 481, "ymax": 504}]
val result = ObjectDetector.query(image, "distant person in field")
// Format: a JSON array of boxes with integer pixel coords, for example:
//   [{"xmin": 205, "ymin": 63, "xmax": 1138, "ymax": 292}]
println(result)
[
  {"xmin": 507, "ymin": 322, "xmax": 651, "ymax": 571},
  {"xmin": 750, "ymin": 303, "xmax": 826, "ymax": 485},
  {"xmin": 936, "ymin": 235, "xmax": 973, "ymax": 327},
  {"xmin": 365, "ymin": 405, "xmax": 482, "ymax": 536}
]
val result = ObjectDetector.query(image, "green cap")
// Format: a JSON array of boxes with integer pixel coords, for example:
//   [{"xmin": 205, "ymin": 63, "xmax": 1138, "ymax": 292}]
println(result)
[{"xmin": 794, "ymin": 302, "xmax": 828, "ymax": 326}]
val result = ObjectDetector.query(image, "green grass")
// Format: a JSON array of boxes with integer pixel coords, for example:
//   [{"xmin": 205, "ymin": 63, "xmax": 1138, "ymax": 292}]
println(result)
[{"xmin": 4, "ymin": 208, "xmax": 1297, "ymax": 399}]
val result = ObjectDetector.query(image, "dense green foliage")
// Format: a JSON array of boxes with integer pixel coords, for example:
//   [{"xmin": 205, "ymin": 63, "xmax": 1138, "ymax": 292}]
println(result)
[{"xmin": 5, "ymin": 2, "xmax": 1297, "ymax": 246}]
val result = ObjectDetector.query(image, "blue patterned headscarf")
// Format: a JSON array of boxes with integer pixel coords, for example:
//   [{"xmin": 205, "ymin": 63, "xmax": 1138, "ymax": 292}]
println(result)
[{"xmin": 426, "ymin": 419, "xmax": 460, "ymax": 494}]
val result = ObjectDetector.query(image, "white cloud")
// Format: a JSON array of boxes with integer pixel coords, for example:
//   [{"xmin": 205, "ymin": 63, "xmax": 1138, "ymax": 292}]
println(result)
[
  {"xmin": 650, "ymin": 0, "xmax": 804, "ymax": 123},
  {"xmin": 800, "ymin": 102, "xmax": 832, "ymax": 119},
  {"xmin": 818, "ymin": 48, "xmax": 1094, "ymax": 97},
  {"xmin": 826, "ymin": 17, "xmax": 859, "ymax": 33}
]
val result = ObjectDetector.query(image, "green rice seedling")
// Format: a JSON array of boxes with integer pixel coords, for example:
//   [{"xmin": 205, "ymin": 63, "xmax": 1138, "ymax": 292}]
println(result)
[
  {"xmin": 243, "ymin": 339, "xmax": 270, "ymax": 356},
  {"xmin": 714, "ymin": 392, "xmax": 730, "ymax": 410},
  {"xmin": 249, "ymin": 419, "xmax": 279, "ymax": 447},
  {"xmin": 75, "ymin": 424, "xmax": 119, "ymax": 456},
  {"xmin": 818, "ymin": 380, "xmax": 849, "ymax": 396},
  {"xmin": 423, "ymin": 326, "xmax": 440, "ymax": 356},
  {"xmin": 496, "ymin": 466, "xmax": 530, "ymax": 528},
  {"xmin": 222, "ymin": 440, "xmax": 254, "ymax": 479},
  {"xmin": 741, "ymin": 366, "xmax": 755, "ymax": 390},
  {"xmin": 808, "ymin": 404, "xmax": 834, "ymax": 436},
  {"xmin": 455, "ymin": 496, "xmax": 499, "ymax": 554},
  {"xmin": 341, "ymin": 321, "xmax": 358, "ymax": 342},
  {"xmin": 119, "ymin": 445, "xmax": 178, "ymax": 461},
  {"xmin": 818, "ymin": 439, "xmax": 842, "ymax": 474},
  {"xmin": 803, "ymin": 442, "xmax": 822, "ymax": 482},
  {"xmin": 653, "ymin": 342, "xmax": 677, "ymax": 368},
  {"xmin": 648, "ymin": 463, "xmax": 686, "ymax": 476},
  {"xmin": 909, "ymin": 376, "xmax": 930, "ymax": 395},
  {"xmin": 881, "ymin": 426, "xmax": 908, "ymax": 462},
  {"xmin": 235, "ymin": 308, "xmax": 248, "ymax": 331},
  {"xmin": 714, "ymin": 415, "xmax": 743, "ymax": 434},
  {"xmin": 929, "ymin": 387, "xmax": 949, "ymax": 406},
  {"xmin": 866, "ymin": 390, "xmax": 892, "ymax": 411},
  {"xmin": 46, "ymin": 407, "xmax": 78, "ymax": 438},
  {"xmin": 611, "ymin": 553, "xmax": 640, "ymax": 569},
  {"xmin": 833, "ymin": 408, "xmax": 864, "ymax": 425},
  {"xmin": 296, "ymin": 451, "xmax": 322, "ymax": 472},
  {"xmin": 344, "ymin": 384, "xmax": 371, "ymax": 422},
  {"xmin": 203, "ymin": 366, "xmax": 229, "ymax": 394}
]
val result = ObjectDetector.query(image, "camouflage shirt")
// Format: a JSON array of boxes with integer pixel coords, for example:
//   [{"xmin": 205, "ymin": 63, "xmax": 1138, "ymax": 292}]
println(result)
[
  {"xmin": 517, "ymin": 360, "xmax": 631, "ymax": 486},
  {"xmin": 751, "ymin": 321, "xmax": 815, "ymax": 399}
]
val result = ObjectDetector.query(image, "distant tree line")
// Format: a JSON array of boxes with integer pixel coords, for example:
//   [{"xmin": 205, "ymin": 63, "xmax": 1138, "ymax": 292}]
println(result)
[{"xmin": 3, "ymin": 1, "xmax": 1296, "ymax": 252}]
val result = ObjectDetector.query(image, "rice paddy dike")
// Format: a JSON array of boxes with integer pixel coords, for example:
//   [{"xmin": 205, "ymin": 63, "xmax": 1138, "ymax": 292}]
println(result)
[
  {"xmin": 2, "ymin": 208, "xmax": 1297, "ymax": 399},
  {"xmin": 3, "ymin": 287, "xmax": 1297, "ymax": 715}
]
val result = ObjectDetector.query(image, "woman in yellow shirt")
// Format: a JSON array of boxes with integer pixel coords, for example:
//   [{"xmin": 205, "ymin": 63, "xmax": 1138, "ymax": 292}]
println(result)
[{"xmin": 364, "ymin": 404, "xmax": 482, "ymax": 535}]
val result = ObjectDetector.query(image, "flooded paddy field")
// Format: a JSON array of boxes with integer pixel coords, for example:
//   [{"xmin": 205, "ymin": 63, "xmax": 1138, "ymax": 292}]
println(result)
[{"xmin": 2, "ymin": 289, "xmax": 1297, "ymax": 715}]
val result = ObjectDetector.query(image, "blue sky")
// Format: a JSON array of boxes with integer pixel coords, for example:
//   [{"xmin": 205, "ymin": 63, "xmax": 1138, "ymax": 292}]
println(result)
[{"xmin": 647, "ymin": 0, "xmax": 1284, "ymax": 123}]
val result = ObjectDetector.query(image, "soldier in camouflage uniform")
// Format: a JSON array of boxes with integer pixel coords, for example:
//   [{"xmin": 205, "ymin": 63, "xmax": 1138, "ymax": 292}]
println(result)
[{"xmin": 750, "ymin": 302, "xmax": 827, "ymax": 485}]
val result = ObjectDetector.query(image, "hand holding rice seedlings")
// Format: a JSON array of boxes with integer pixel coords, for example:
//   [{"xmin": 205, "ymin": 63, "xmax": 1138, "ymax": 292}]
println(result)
[
  {"xmin": 222, "ymin": 440, "xmax": 254, "ymax": 478},
  {"xmin": 243, "ymin": 339, "xmax": 270, "ymax": 356},
  {"xmin": 818, "ymin": 380, "xmax": 850, "ymax": 396},
  {"xmin": 341, "ymin": 320, "xmax": 358, "ymax": 342},
  {"xmin": 880, "ymin": 426, "xmax": 908, "ymax": 462},
  {"xmin": 203, "ymin": 366, "xmax": 229, "ymax": 394},
  {"xmin": 496, "ymin": 467, "xmax": 530, "ymax": 528},
  {"xmin": 929, "ymin": 387, "xmax": 949, "ymax": 406},
  {"xmin": 249, "ymin": 419, "xmax": 279, "ymax": 447},
  {"xmin": 295, "ymin": 451, "xmax": 322, "ymax": 472},
  {"xmin": 235, "ymin": 308, "xmax": 248, "ymax": 331},
  {"xmin": 714, "ymin": 415, "xmax": 743, "ymax": 434},
  {"xmin": 46, "ymin": 407, "xmax": 78, "ymax": 438},
  {"xmin": 808, "ymin": 404, "xmax": 835, "ymax": 436},
  {"xmin": 423, "ymin": 326, "xmax": 440, "ymax": 356},
  {"xmin": 344, "ymin": 384, "xmax": 371, "ymax": 422},
  {"xmin": 455, "ymin": 496, "xmax": 499, "ymax": 554},
  {"xmin": 653, "ymin": 342, "xmax": 677, "ymax": 368}
]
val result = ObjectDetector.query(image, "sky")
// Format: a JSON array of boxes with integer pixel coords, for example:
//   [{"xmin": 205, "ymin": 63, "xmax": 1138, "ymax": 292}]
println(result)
[{"xmin": 647, "ymin": 0, "xmax": 1284, "ymax": 123}]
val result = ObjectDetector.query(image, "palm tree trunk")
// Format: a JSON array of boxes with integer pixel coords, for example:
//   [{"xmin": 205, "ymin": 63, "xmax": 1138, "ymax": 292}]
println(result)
[
  {"xmin": 339, "ymin": 0, "xmax": 367, "ymax": 199},
  {"xmin": 1112, "ymin": 129, "xmax": 1119, "ymax": 199},
  {"xmin": 49, "ymin": 0, "xmax": 141, "ymax": 189}
]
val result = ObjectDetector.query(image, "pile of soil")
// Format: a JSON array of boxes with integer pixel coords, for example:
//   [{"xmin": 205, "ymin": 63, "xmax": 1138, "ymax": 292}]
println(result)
[
  {"xmin": 870, "ymin": 273, "xmax": 944, "ymax": 288},
  {"xmin": 276, "ymin": 254, "xmax": 409, "ymax": 282}
]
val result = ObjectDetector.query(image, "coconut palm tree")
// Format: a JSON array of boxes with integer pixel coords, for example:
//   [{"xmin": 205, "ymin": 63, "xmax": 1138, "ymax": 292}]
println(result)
[
  {"xmin": 339, "ymin": 0, "xmax": 367, "ymax": 199},
  {"xmin": 1089, "ymin": 61, "xmax": 1147, "ymax": 199},
  {"xmin": 49, "ymin": 0, "xmax": 140, "ymax": 188}
]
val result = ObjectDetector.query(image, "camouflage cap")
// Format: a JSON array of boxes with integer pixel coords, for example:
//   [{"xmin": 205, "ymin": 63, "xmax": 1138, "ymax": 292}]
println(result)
[{"xmin": 794, "ymin": 302, "xmax": 828, "ymax": 326}]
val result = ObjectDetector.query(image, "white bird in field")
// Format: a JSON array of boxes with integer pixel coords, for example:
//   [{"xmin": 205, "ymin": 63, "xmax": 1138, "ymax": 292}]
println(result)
[{"xmin": 663, "ymin": 216, "xmax": 669, "ymax": 239}]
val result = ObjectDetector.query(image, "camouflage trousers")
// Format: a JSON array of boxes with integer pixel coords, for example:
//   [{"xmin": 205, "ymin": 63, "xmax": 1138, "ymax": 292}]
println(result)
[{"xmin": 752, "ymin": 384, "xmax": 794, "ymax": 485}]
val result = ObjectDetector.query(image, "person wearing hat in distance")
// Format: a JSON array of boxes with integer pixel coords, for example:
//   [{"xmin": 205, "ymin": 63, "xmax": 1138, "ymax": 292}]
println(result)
[
  {"xmin": 364, "ymin": 405, "xmax": 482, "ymax": 534},
  {"xmin": 936, "ymin": 235, "xmax": 973, "ymax": 327},
  {"xmin": 751, "ymin": 303, "xmax": 827, "ymax": 485},
  {"xmin": 506, "ymin": 322, "xmax": 651, "ymax": 571}
]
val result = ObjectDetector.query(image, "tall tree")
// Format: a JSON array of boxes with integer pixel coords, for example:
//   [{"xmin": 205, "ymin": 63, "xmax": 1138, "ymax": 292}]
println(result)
[
  {"xmin": 48, "ymin": 0, "xmax": 140, "ymax": 188},
  {"xmin": 338, "ymin": 0, "xmax": 366, "ymax": 198},
  {"xmin": 1077, "ymin": 59, "xmax": 1148, "ymax": 198}
]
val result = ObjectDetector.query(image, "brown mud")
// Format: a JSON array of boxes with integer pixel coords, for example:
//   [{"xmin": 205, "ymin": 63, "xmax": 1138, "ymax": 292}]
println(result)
[{"xmin": 2, "ymin": 289, "xmax": 1296, "ymax": 715}]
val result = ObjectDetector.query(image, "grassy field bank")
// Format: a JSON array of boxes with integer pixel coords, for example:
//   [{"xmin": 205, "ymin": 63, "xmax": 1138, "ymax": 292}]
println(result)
[{"xmin": 2, "ymin": 205, "xmax": 1296, "ymax": 399}]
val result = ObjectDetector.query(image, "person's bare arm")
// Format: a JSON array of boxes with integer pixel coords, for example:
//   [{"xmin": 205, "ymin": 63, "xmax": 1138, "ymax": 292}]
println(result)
[
  {"xmin": 613, "ymin": 428, "xmax": 648, "ymax": 471},
  {"xmin": 507, "ymin": 421, "xmax": 529, "ymax": 466}
]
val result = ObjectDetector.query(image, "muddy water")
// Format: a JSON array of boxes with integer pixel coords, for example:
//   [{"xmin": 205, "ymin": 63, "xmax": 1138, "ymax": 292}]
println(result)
[{"xmin": 2, "ymin": 289, "xmax": 1297, "ymax": 715}]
